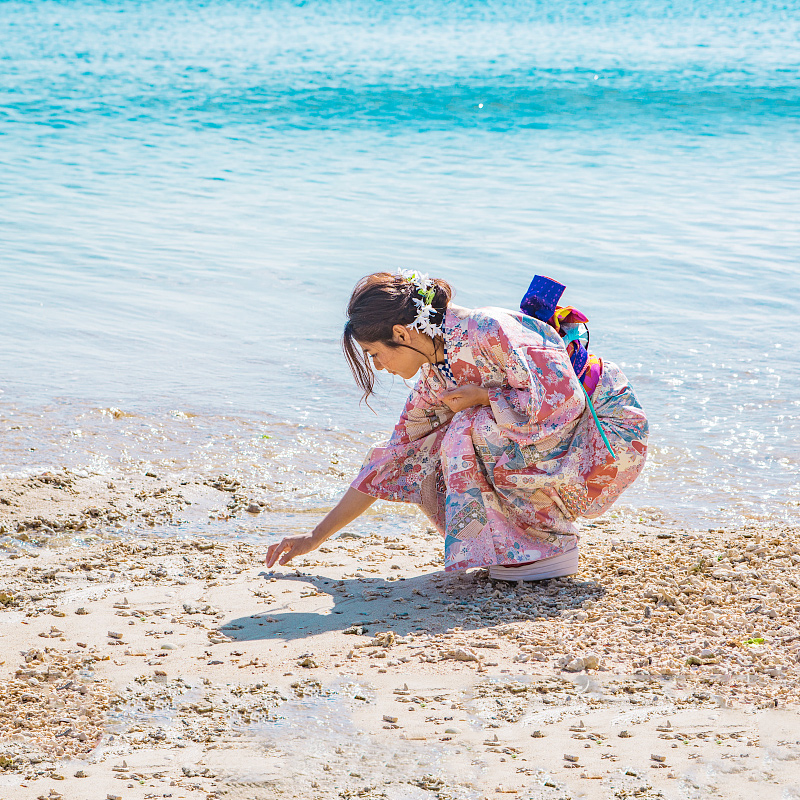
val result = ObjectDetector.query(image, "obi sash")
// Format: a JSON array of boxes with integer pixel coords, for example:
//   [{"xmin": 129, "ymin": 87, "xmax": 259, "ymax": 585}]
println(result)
[{"xmin": 520, "ymin": 275, "xmax": 614, "ymax": 459}]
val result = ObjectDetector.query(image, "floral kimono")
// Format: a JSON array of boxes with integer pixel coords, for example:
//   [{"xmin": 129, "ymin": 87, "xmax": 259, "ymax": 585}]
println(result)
[{"xmin": 352, "ymin": 304, "xmax": 648, "ymax": 571}]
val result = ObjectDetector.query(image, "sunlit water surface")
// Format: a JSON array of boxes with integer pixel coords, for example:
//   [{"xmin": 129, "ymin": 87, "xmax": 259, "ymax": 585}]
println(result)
[{"xmin": 2, "ymin": 0, "xmax": 799, "ymax": 532}]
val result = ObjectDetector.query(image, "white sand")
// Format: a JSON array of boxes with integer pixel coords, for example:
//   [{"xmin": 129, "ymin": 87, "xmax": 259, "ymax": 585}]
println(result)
[{"xmin": 0, "ymin": 471, "xmax": 799, "ymax": 799}]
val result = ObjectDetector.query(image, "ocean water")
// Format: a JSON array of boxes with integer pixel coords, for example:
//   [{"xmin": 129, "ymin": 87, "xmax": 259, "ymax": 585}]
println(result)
[{"xmin": 1, "ymin": 0, "xmax": 799, "ymax": 531}]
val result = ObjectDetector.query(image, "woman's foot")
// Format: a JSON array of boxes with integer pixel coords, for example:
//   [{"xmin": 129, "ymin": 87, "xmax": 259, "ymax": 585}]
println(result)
[{"xmin": 488, "ymin": 547, "xmax": 579, "ymax": 581}]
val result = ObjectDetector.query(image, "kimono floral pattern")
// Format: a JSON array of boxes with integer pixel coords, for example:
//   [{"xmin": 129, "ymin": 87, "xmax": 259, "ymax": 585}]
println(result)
[{"xmin": 352, "ymin": 305, "xmax": 648, "ymax": 571}]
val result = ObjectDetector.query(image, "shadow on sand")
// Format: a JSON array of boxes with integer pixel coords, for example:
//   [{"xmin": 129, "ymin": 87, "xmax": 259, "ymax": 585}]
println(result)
[{"xmin": 219, "ymin": 568, "xmax": 607, "ymax": 642}]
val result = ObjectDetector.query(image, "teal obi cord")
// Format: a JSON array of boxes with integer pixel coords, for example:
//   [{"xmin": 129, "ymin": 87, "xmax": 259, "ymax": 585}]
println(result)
[
  {"xmin": 582, "ymin": 384, "xmax": 616, "ymax": 460},
  {"xmin": 557, "ymin": 326, "xmax": 616, "ymax": 460}
]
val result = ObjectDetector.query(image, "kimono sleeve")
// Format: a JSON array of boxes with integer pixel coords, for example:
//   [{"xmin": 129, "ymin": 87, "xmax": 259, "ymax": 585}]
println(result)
[
  {"xmin": 351, "ymin": 372, "xmax": 453, "ymax": 502},
  {"xmin": 478, "ymin": 315, "xmax": 585, "ymax": 449}
]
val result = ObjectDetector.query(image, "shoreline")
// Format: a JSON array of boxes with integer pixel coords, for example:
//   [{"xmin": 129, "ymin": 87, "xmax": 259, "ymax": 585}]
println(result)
[{"xmin": 0, "ymin": 471, "xmax": 799, "ymax": 798}]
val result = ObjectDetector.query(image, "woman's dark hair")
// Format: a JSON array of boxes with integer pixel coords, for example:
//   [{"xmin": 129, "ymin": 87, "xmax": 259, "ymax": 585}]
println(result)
[{"xmin": 343, "ymin": 271, "xmax": 452, "ymax": 402}]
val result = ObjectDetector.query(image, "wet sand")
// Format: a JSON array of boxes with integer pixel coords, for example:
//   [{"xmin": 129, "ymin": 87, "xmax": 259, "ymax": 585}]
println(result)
[{"xmin": 1, "ymin": 470, "xmax": 799, "ymax": 799}]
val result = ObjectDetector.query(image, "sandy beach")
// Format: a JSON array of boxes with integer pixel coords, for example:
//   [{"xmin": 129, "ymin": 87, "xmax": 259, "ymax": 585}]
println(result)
[
  {"xmin": 4, "ymin": 0, "xmax": 799, "ymax": 796},
  {"xmin": 0, "ymin": 469, "xmax": 798, "ymax": 800}
]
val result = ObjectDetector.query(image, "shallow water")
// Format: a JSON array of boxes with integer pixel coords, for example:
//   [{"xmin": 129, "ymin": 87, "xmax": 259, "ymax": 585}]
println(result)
[{"xmin": 2, "ymin": 0, "xmax": 799, "ymax": 529}]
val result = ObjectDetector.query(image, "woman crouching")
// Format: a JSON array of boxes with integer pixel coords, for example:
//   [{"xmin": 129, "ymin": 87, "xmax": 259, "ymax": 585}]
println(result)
[{"xmin": 265, "ymin": 271, "xmax": 648, "ymax": 581}]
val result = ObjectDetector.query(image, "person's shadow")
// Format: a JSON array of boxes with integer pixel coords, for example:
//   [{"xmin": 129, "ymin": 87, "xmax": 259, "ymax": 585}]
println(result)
[{"xmin": 218, "ymin": 568, "xmax": 607, "ymax": 642}]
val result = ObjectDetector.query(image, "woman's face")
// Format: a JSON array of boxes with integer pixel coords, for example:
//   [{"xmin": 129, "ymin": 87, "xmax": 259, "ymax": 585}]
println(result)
[{"xmin": 359, "ymin": 330, "xmax": 429, "ymax": 380}]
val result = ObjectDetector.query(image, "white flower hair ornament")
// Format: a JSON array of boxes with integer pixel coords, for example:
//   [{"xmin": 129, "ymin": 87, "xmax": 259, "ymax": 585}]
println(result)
[{"xmin": 396, "ymin": 269, "xmax": 443, "ymax": 338}]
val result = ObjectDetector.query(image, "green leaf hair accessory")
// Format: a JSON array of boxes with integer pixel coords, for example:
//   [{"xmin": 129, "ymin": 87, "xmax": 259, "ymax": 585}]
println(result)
[{"xmin": 396, "ymin": 268, "xmax": 443, "ymax": 338}]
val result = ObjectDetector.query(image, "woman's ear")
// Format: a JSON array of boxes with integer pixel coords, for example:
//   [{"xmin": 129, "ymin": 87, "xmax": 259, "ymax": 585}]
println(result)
[{"xmin": 392, "ymin": 325, "xmax": 412, "ymax": 344}]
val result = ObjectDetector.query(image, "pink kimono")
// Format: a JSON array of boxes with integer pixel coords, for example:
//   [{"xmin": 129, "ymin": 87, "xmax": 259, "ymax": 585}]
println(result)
[{"xmin": 352, "ymin": 305, "xmax": 648, "ymax": 571}]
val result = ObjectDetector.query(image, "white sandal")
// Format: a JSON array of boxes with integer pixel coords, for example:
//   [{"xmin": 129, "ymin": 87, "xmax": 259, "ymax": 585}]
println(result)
[{"xmin": 488, "ymin": 547, "xmax": 579, "ymax": 581}]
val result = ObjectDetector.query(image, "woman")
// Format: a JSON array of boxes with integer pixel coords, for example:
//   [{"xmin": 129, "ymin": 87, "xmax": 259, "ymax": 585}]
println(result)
[{"xmin": 265, "ymin": 270, "xmax": 648, "ymax": 580}]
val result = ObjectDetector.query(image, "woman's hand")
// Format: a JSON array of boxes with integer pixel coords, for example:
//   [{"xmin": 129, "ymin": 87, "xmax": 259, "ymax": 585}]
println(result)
[
  {"xmin": 264, "ymin": 487, "xmax": 376, "ymax": 570},
  {"xmin": 265, "ymin": 532, "xmax": 322, "ymax": 569},
  {"xmin": 441, "ymin": 384, "xmax": 490, "ymax": 413}
]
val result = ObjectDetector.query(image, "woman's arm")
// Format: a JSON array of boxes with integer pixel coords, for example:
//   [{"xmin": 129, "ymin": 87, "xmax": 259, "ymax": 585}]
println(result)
[
  {"xmin": 264, "ymin": 487, "xmax": 376, "ymax": 568},
  {"xmin": 350, "ymin": 370, "xmax": 452, "ymax": 502}
]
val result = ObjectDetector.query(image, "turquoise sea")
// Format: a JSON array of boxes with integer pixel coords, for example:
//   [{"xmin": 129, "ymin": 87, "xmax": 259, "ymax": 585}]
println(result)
[{"xmin": 1, "ymin": 0, "xmax": 799, "ymax": 532}]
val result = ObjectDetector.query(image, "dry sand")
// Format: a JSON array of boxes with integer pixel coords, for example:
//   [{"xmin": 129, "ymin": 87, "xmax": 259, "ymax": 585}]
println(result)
[{"xmin": 0, "ymin": 470, "xmax": 799, "ymax": 799}]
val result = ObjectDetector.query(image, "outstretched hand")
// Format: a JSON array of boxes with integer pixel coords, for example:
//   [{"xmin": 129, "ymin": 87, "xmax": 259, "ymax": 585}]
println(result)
[
  {"xmin": 441, "ymin": 384, "xmax": 490, "ymax": 413},
  {"xmin": 265, "ymin": 533, "xmax": 321, "ymax": 569},
  {"xmin": 264, "ymin": 487, "xmax": 376, "ymax": 571}
]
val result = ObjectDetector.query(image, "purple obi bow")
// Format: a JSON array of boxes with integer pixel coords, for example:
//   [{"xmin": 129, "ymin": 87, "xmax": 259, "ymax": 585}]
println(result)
[{"xmin": 520, "ymin": 275, "xmax": 566, "ymax": 322}]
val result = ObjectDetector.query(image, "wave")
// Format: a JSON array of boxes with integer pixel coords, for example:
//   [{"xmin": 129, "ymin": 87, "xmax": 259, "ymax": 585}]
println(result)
[{"xmin": 2, "ymin": 76, "xmax": 799, "ymax": 134}]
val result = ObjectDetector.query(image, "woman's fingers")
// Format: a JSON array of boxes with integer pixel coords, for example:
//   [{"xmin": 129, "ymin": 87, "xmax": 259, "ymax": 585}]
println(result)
[
  {"xmin": 265, "ymin": 539, "xmax": 290, "ymax": 568},
  {"xmin": 441, "ymin": 389, "xmax": 465, "ymax": 411},
  {"xmin": 265, "ymin": 535, "xmax": 312, "ymax": 568},
  {"xmin": 441, "ymin": 385, "xmax": 487, "ymax": 412},
  {"xmin": 278, "ymin": 542, "xmax": 297, "ymax": 566}
]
